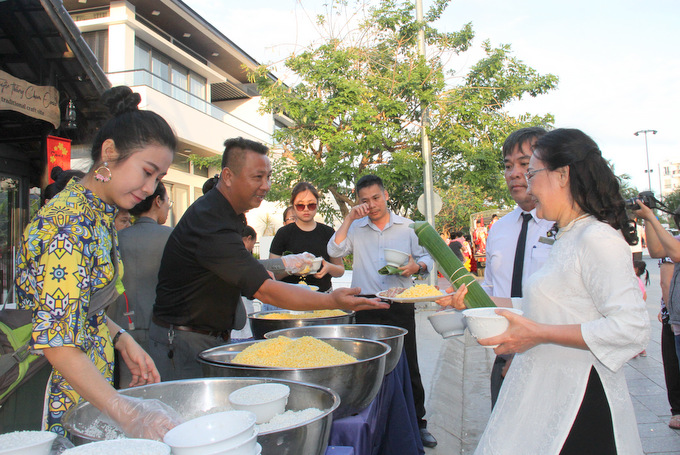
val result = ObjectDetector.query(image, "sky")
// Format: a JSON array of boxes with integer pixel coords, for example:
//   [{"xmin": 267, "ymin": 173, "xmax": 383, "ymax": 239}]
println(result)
[{"xmin": 184, "ymin": 0, "xmax": 679, "ymax": 196}]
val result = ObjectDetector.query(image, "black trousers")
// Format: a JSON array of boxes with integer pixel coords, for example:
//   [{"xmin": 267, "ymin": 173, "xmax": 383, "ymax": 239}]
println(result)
[
  {"xmin": 356, "ymin": 304, "xmax": 427, "ymax": 428},
  {"xmin": 662, "ymin": 320, "xmax": 680, "ymax": 415},
  {"xmin": 560, "ymin": 368, "xmax": 616, "ymax": 455}
]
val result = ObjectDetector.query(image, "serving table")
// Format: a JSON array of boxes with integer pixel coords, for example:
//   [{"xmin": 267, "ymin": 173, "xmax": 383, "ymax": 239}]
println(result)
[{"xmin": 327, "ymin": 352, "xmax": 424, "ymax": 455}]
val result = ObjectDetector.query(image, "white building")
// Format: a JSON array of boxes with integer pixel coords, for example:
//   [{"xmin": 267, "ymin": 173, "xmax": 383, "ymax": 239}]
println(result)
[
  {"xmin": 64, "ymin": 0, "xmax": 292, "ymax": 237},
  {"xmin": 660, "ymin": 159, "xmax": 680, "ymax": 198}
]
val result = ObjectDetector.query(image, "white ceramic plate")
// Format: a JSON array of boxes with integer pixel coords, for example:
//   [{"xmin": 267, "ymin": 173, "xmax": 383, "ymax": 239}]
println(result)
[{"xmin": 376, "ymin": 290, "xmax": 453, "ymax": 304}]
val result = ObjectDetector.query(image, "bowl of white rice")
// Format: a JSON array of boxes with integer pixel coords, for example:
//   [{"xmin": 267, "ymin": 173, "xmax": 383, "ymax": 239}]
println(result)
[
  {"xmin": 62, "ymin": 439, "xmax": 170, "ymax": 454},
  {"xmin": 0, "ymin": 431, "xmax": 56, "ymax": 455},
  {"xmin": 229, "ymin": 383, "xmax": 290, "ymax": 424},
  {"xmin": 61, "ymin": 377, "xmax": 339, "ymax": 455}
]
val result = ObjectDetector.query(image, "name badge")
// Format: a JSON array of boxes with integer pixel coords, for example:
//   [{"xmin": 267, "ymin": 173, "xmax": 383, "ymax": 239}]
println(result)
[{"xmin": 538, "ymin": 236, "xmax": 555, "ymax": 245}]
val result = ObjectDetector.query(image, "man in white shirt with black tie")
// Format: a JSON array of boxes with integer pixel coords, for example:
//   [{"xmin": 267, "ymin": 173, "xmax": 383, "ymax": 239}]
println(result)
[{"xmin": 483, "ymin": 127, "xmax": 554, "ymax": 407}]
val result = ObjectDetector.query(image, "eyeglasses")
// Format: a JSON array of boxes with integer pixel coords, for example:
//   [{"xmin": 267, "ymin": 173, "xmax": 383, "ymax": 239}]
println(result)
[
  {"xmin": 295, "ymin": 203, "xmax": 317, "ymax": 211},
  {"xmin": 285, "ymin": 217, "xmax": 296, "ymax": 222},
  {"xmin": 524, "ymin": 167, "xmax": 549, "ymax": 184}
]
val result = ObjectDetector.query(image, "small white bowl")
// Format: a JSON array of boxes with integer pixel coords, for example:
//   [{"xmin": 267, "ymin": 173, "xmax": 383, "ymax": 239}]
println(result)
[
  {"xmin": 203, "ymin": 428, "xmax": 257, "ymax": 455},
  {"xmin": 0, "ymin": 431, "xmax": 57, "ymax": 455},
  {"xmin": 463, "ymin": 308, "xmax": 523, "ymax": 347},
  {"xmin": 63, "ymin": 439, "xmax": 171, "ymax": 454},
  {"xmin": 384, "ymin": 248, "xmax": 409, "ymax": 267},
  {"xmin": 163, "ymin": 410, "xmax": 256, "ymax": 455},
  {"xmin": 229, "ymin": 383, "xmax": 290, "ymax": 424},
  {"xmin": 428, "ymin": 309, "xmax": 466, "ymax": 338}
]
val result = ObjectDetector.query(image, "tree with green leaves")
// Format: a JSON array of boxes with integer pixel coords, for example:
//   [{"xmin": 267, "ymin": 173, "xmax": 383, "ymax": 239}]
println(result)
[{"xmin": 248, "ymin": 0, "xmax": 557, "ymax": 226}]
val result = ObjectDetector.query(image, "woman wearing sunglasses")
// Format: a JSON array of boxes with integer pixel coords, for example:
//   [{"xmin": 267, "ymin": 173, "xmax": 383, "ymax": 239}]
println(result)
[{"xmin": 269, "ymin": 182, "xmax": 345, "ymax": 291}]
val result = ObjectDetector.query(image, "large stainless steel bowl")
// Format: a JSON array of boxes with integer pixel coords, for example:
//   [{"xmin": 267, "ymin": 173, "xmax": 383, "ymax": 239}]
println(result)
[
  {"xmin": 61, "ymin": 378, "xmax": 339, "ymax": 455},
  {"xmin": 248, "ymin": 310, "xmax": 355, "ymax": 340},
  {"xmin": 199, "ymin": 338, "xmax": 390, "ymax": 418},
  {"xmin": 264, "ymin": 324, "xmax": 407, "ymax": 375}
]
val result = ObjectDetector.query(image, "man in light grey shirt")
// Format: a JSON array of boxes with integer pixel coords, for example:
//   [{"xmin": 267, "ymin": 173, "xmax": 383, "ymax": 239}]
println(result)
[{"xmin": 328, "ymin": 174, "xmax": 436, "ymax": 448}]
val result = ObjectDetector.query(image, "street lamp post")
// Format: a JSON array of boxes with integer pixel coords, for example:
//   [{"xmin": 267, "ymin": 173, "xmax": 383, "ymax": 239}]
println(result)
[{"xmin": 634, "ymin": 129, "xmax": 657, "ymax": 191}]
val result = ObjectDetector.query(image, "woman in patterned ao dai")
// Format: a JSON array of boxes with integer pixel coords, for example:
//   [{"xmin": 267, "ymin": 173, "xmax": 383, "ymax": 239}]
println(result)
[
  {"xmin": 15, "ymin": 87, "xmax": 180, "ymax": 439},
  {"xmin": 439, "ymin": 128, "xmax": 649, "ymax": 454}
]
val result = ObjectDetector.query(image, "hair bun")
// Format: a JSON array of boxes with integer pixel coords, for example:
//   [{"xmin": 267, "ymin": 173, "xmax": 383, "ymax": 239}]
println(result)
[
  {"xmin": 101, "ymin": 86, "xmax": 141, "ymax": 117},
  {"xmin": 50, "ymin": 166, "xmax": 64, "ymax": 181}
]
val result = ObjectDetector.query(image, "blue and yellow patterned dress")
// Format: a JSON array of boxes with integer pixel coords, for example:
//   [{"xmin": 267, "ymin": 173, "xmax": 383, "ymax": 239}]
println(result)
[{"xmin": 15, "ymin": 179, "xmax": 118, "ymax": 435}]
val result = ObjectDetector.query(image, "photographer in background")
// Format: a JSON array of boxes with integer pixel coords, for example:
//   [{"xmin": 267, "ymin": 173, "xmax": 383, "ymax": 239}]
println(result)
[{"xmin": 633, "ymin": 201, "xmax": 680, "ymax": 409}]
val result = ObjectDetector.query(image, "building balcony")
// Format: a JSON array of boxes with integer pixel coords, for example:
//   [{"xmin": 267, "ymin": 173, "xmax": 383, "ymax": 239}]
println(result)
[{"xmin": 108, "ymin": 69, "xmax": 273, "ymax": 153}]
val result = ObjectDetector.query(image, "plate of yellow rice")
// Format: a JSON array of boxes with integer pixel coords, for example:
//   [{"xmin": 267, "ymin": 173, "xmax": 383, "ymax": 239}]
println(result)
[{"xmin": 377, "ymin": 284, "xmax": 451, "ymax": 303}]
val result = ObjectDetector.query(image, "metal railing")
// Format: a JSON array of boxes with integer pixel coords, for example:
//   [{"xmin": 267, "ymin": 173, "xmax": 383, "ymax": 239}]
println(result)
[{"xmin": 106, "ymin": 69, "xmax": 272, "ymax": 139}]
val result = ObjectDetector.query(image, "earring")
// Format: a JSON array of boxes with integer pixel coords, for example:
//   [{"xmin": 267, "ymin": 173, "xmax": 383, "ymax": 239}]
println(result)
[{"xmin": 94, "ymin": 162, "xmax": 112, "ymax": 182}]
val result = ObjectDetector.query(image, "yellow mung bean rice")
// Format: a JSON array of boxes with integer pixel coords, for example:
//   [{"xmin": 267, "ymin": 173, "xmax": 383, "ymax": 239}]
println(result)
[
  {"xmin": 232, "ymin": 336, "xmax": 357, "ymax": 368},
  {"xmin": 396, "ymin": 284, "xmax": 443, "ymax": 299}
]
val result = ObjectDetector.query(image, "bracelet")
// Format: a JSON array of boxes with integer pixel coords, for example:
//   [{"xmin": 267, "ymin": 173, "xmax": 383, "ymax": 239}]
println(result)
[{"xmin": 112, "ymin": 328, "xmax": 126, "ymax": 347}]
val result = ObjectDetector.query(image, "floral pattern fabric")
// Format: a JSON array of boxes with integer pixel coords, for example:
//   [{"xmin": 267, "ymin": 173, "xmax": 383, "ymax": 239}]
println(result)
[{"xmin": 15, "ymin": 179, "xmax": 118, "ymax": 435}]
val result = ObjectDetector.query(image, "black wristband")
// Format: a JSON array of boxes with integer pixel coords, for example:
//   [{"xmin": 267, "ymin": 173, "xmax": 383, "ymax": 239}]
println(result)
[{"xmin": 112, "ymin": 328, "xmax": 126, "ymax": 346}]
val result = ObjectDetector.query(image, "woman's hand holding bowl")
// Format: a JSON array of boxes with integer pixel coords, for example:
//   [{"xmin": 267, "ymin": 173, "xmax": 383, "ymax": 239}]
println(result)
[{"xmin": 478, "ymin": 309, "xmax": 543, "ymax": 355}]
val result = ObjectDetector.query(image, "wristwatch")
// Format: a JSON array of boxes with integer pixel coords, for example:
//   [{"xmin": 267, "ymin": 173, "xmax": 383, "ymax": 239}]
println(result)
[
  {"xmin": 418, "ymin": 263, "xmax": 427, "ymax": 274},
  {"xmin": 112, "ymin": 328, "xmax": 126, "ymax": 346}
]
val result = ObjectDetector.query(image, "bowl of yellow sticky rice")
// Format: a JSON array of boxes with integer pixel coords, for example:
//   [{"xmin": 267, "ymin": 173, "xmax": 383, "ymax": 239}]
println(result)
[
  {"xmin": 248, "ymin": 309, "xmax": 355, "ymax": 340},
  {"xmin": 198, "ymin": 336, "xmax": 390, "ymax": 418}
]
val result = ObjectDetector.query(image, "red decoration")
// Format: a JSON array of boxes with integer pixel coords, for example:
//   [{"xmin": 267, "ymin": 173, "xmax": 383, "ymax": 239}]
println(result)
[{"xmin": 46, "ymin": 136, "xmax": 72, "ymax": 183}]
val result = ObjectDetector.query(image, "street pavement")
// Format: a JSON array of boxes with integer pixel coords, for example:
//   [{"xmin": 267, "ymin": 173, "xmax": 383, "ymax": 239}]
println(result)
[{"xmin": 414, "ymin": 254, "xmax": 680, "ymax": 454}]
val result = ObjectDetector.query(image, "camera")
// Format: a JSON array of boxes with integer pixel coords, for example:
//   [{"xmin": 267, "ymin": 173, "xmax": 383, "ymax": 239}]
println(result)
[{"xmin": 625, "ymin": 191, "xmax": 657, "ymax": 210}]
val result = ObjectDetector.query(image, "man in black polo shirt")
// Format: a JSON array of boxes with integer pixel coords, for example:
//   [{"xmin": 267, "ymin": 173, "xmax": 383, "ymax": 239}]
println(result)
[{"xmin": 150, "ymin": 137, "xmax": 388, "ymax": 380}]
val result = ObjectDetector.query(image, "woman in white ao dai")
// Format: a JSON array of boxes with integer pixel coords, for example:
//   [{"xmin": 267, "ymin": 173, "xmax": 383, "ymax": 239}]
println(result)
[{"xmin": 440, "ymin": 128, "xmax": 650, "ymax": 454}]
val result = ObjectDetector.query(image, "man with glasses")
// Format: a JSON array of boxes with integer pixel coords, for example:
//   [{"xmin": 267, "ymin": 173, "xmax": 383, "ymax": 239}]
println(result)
[
  {"xmin": 150, "ymin": 138, "xmax": 388, "ymax": 381},
  {"xmin": 282, "ymin": 205, "xmax": 296, "ymax": 226},
  {"xmin": 483, "ymin": 127, "xmax": 554, "ymax": 407},
  {"xmin": 328, "ymin": 174, "xmax": 436, "ymax": 448}
]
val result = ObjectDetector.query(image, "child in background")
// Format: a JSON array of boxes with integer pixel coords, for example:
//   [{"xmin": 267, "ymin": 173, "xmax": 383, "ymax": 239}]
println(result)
[
  {"xmin": 634, "ymin": 260, "xmax": 649, "ymax": 357},
  {"xmin": 634, "ymin": 260, "xmax": 650, "ymax": 301}
]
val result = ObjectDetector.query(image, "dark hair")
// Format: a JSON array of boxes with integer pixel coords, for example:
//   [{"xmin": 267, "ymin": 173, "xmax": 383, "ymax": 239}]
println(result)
[
  {"xmin": 534, "ymin": 128, "xmax": 637, "ymax": 245},
  {"xmin": 43, "ymin": 166, "xmax": 85, "ymax": 203},
  {"xmin": 129, "ymin": 181, "xmax": 167, "ymax": 217},
  {"xmin": 356, "ymin": 174, "xmax": 384, "ymax": 193},
  {"xmin": 502, "ymin": 127, "xmax": 547, "ymax": 158},
  {"xmin": 203, "ymin": 174, "xmax": 219, "ymax": 194},
  {"xmin": 91, "ymin": 86, "xmax": 177, "ymax": 167},
  {"xmin": 242, "ymin": 225, "xmax": 257, "ymax": 241},
  {"xmin": 290, "ymin": 182, "xmax": 320, "ymax": 206},
  {"xmin": 283, "ymin": 205, "xmax": 295, "ymax": 223},
  {"xmin": 221, "ymin": 137, "xmax": 269, "ymax": 174},
  {"xmin": 452, "ymin": 230, "xmax": 463, "ymax": 238},
  {"xmin": 633, "ymin": 260, "xmax": 650, "ymax": 285}
]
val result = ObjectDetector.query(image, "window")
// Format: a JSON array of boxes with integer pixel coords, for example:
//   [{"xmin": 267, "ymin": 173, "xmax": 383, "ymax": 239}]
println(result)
[
  {"xmin": 172, "ymin": 65, "xmax": 189, "ymax": 104},
  {"xmin": 82, "ymin": 30, "xmax": 109, "ymax": 71},
  {"xmin": 192, "ymin": 163, "xmax": 209, "ymax": 177},
  {"xmin": 170, "ymin": 153, "xmax": 190, "ymax": 173},
  {"xmin": 134, "ymin": 39, "xmax": 207, "ymax": 106}
]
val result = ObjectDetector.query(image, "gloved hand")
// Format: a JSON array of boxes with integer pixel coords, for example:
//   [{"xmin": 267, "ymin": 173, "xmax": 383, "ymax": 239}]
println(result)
[
  {"xmin": 106, "ymin": 395, "xmax": 184, "ymax": 441},
  {"xmin": 281, "ymin": 252, "xmax": 315, "ymax": 275}
]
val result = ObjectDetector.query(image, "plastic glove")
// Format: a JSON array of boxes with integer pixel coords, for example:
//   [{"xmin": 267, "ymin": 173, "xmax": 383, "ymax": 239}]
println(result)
[
  {"xmin": 281, "ymin": 252, "xmax": 315, "ymax": 275},
  {"xmin": 106, "ymin": 394, "xmax": 184, "ymax": 441}
]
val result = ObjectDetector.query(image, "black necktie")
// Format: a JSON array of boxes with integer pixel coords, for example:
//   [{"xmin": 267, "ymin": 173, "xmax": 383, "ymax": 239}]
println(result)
[{"xmin": 511, "ymin": 213, "xmax": 532, "ymax": 297}]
